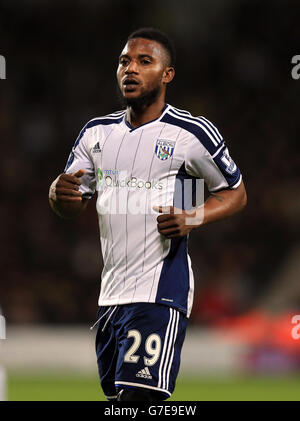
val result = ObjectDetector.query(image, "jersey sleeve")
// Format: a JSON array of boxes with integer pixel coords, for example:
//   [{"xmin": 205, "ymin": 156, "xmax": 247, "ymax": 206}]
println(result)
[
  {"xmin": 185, "ymin": 117, "xmax": 242, "ymax": 192},
  {"xmin": 64, "ymin": 124, "xmax": 96, "ymax": 199}
]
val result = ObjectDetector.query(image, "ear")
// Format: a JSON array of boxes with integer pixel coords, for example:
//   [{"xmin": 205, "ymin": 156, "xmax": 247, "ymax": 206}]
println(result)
[{"xmin": 162, "ymin": 66, "xmax": 175, "ymax": 84}]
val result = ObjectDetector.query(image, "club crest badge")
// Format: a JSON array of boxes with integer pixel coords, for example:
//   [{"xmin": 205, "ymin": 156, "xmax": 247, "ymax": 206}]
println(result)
[
  {"xmin": 221, "ymin": 149, "xmax": 237, "ymax": 174},
  {"xmin": 155, "ymin": 139, "xmax": 175, "ymax": 161}
]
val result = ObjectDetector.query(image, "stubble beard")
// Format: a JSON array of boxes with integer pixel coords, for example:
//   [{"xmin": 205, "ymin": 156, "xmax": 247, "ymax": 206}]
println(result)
[{"xmin": 117, "ymin": 83, "xmax": 162, "ymax": 112}]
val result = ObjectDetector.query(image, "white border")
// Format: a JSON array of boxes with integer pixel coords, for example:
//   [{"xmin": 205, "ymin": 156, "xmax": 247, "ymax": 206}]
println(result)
[{"xmin": 231, "ymin": 174, "xmax": 242, "ymax": 189}]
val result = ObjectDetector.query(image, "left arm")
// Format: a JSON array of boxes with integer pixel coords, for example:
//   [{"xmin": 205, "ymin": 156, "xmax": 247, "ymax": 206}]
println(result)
[
  {"xmin": 154, "ymin": 181, "xmax": 247, "ymax": 239},
  {"xmin": 155, "ymin": 115, "xmax": 247, "ymax": 238},
  {"xmin": 200, "ymin": 180, "xmax": 247, "ymax": 226}
]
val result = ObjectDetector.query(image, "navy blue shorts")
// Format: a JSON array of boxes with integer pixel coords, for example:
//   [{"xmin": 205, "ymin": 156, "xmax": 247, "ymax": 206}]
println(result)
[{"xmin": 95, "ymin": 302, "xmax": 188, "ymax": 400}]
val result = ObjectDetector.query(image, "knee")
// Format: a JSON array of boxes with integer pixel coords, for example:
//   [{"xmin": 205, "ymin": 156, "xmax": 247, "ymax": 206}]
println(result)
[{"xmin": 117, "ymin": 388, "xmax": 162, "ymax": 401}]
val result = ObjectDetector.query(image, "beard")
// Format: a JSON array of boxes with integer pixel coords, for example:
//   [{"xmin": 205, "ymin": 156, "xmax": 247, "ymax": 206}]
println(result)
[{"xmin": 116, "ymin": 83, "xmax": 161, "ymax": 111}]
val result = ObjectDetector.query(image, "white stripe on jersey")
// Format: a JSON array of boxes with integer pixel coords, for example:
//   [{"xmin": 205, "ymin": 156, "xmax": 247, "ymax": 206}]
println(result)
[
  {"xmin": 87, "ymin": 112, "xmax": 126, "ymax": 125},
  {"xmin": 172, "ymin": 106, "xmax": 223, "ymax": 142},
  {"xmin": 168, "ymin": 108, "xmax": 220, "ymax": 147},
  {"xmin": 199, "ymin": 115, "xmax": 223, "ymax": 141},
  {"xmin": 231, "ymin": 174, "xmax": 242, "ymax": 189},
  {"xmin": 123, "ymin": 129, "xmax": 145, "ymax": 295},
  {"xmin": 106, "ymin": 110, "xmax": 126, "ymax": 117},
  {"xmin": 173, "ymin": 106, "xmax": 190, "ymax": 115},
  {"xmin": 212, "ymin": 144, "xmax": 226, "ymax": 158},
  {"xmin": 158, "ymin": 308, "xmax": 179, "ymax": 390}
]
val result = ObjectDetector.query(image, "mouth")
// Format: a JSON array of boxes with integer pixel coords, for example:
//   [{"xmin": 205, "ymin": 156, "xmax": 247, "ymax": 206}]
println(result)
[{"xmin": 123, "ymin": 78, "xmax": 140, "ymax": 92}]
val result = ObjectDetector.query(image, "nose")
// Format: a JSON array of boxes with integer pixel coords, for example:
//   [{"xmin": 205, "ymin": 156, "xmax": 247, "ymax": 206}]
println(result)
[{"xmin": 125, "ymin": 60, "xmax": 139, "ymax": 74}]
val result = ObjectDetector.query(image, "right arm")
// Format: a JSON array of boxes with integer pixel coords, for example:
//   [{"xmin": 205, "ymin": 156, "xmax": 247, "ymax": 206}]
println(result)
[
  {"xmin": 50, "ymin": 121, "xmax": 96, "ymax": 219},
  {"xmin": 49, "ymin": 169, "xmax": 89, "ymax": 219}
]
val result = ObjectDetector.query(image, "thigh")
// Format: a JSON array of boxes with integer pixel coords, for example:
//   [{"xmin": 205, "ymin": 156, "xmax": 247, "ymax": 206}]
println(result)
[{"xmin": 114, "ymin": 303, "xmax": 188, "ymax": 400}]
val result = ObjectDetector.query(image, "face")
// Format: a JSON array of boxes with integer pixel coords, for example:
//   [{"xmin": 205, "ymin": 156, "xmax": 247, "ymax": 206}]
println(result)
[{"xmin": 116, "ymin": 38, "xmax": 174, "ymax": 107}]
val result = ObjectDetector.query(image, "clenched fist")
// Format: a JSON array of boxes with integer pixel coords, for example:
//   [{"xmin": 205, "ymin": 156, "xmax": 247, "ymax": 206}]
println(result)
[
  {"xmin": 49, "ymin": 169, "xmax": 85, "ymax": 202},
  {"xmin": 153, "ymin": 205, "xmax": 201, "ymax": 239}
]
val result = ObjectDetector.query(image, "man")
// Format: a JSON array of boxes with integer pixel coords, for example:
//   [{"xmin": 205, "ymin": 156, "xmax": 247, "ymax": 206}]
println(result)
[{"xmin": 49, "ymin": 28, "xmax": 247, "ymax": 401}]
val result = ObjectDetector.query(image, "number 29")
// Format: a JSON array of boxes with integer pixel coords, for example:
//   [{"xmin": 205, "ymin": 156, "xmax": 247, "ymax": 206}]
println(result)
[{"xmin": 124, "ymin": 329, "xmax": 161, "ymax": 366}]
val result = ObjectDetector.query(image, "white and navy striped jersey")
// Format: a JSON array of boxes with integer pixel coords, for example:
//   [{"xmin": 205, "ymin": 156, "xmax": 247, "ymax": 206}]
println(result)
[{"xmin": 64, "ymin": 104, "xmax": 242, "ymax": 317}]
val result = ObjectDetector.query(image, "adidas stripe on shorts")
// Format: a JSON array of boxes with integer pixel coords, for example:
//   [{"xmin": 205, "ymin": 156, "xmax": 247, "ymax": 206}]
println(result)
[{"xmin": 95, "ymin": 302, "xmax": 188, "ymax": 400}]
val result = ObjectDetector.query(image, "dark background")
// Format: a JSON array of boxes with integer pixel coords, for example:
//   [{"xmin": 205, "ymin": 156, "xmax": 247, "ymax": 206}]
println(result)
[{"xmin": 0, "ymin": 0, "xmax": 299, "ymax": 325}]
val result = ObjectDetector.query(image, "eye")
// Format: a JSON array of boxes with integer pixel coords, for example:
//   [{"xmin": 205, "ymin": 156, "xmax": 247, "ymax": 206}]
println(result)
[
  {"xmin": 141, "ymin": 59, "xmax": 151, "ymax": 65},
  {"xmin": 120, "ymin": 58, "xmax": 129, "ymax": 66}
]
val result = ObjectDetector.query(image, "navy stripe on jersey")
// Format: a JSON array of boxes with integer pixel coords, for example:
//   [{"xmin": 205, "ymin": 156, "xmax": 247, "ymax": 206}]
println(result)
[
  {"xmin": 162, "ymin": 110, "xmax": 241, "ymax": 189},
  {"xmin": 64, "ymin": 114, "xmax": 125, "ymax": 171},
  {"xmin": 156, "ymin": 236, "xmax": 189, "ymax": 314},
  {"xmin": 199, "ymin": 115, "xmax": 223, "ymax": 142},
  {"xmin": 156, "ymin": 163, "xmax": 194, "ymax": 314},
  {"xmin": 161, "ymin": 111, "xmax": 223, "ymax": 155},
  {"xmin": 173, "ymin": 108, "xmax": 223, "ymax": 143},
  {"xmin": 174, "ymin": 162, "xmax": 198, "ymax": 210},
  {"xmin": 76, "ymin": 115, "xmax": 125, "ymax": 150},
  {"xmin": 212, "ymin": 148, "xmax": 241, "ymax": 189},
  {"xmin": 167, "ymin": 109, "xmax": 221, "ymax": 147},
  {"xmin": 172, "ymin": 106, "xmax": 223, "ymax": 143},
  {"xmin": 64, "ymin": 123, "xmax": 88, "ymax": 171},
  {"xmin": 170, "ymin": 108, "xmax": 223, "ymax": 144}
]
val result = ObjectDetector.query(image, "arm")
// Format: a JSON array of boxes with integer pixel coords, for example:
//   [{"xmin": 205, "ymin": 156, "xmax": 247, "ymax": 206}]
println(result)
[
  {"xmin": 201, "ymin": 180, "xmax": 247, "ymax": 226},
  {"xmin": 160, "ymin": 114, "xmax": 247, "ymax": 238},
  {"xmin": 154, "ymin": 180, "xmax": 247, "ymax": 239},
  {"xmin": 49, "ymin": 169, "xmax": 89, "ymax": 219}
]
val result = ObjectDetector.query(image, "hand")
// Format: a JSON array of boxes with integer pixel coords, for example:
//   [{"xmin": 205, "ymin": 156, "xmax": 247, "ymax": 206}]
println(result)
[
  {"xmin": 153, "ymin": 205, "xmax": 199, "ymax": 239},
  {"xmin": 49, "ymin": 169, "xmax": 85, "ymax": 202}
]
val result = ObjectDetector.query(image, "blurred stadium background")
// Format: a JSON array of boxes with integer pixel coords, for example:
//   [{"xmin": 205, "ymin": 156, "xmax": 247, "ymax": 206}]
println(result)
[{"xmin": 0, "ymin": 0, "xmax": 300, "ymax": 401}]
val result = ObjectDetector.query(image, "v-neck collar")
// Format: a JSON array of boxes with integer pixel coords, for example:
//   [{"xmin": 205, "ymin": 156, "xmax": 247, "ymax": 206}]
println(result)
[{"xmin": 124, "ymin": 104, "xmax": 170, "ymax": 132}]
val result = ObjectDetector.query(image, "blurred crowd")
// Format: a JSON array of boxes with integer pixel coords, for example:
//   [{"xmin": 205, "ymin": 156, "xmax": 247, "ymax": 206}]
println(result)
[{"xmin": 0, "ymin": 0, "xmax": 299, "ymax": 325}]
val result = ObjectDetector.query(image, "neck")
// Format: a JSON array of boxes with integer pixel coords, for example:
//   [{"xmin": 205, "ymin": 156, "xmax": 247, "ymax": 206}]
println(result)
[{"xmin": 126, "ymin": 96, "xmax": 166, "ymax": 128}]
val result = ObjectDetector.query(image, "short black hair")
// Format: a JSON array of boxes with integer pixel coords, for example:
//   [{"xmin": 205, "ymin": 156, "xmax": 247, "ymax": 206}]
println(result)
[{"xmin": 127, "ymin": 27, "xmax": 176, "ymax": 67}]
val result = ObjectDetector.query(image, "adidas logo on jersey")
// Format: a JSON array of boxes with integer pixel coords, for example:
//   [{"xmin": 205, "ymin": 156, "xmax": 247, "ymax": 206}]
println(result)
[
  {"xmin": 136, "ymin": 367, "xmax": 152, "ymax": 379},
  {"xmin": 92, "ymin": 142, "xmax": 101, "ymax": 153}
]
